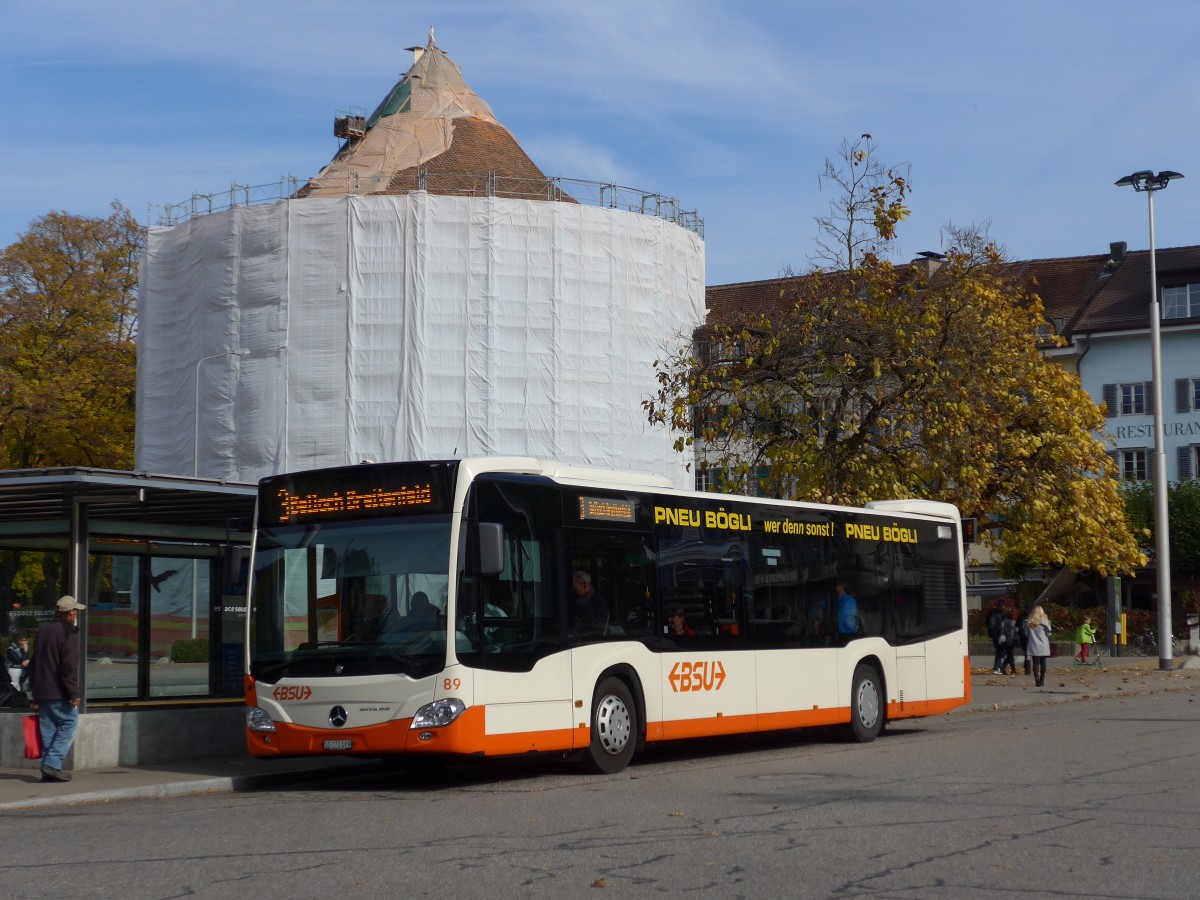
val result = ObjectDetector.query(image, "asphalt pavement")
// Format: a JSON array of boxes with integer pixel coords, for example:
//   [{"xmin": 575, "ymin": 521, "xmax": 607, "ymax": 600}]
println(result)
[{"xmin": 1, "ymin": 652, "xmax": 1196, "ymax": 812}]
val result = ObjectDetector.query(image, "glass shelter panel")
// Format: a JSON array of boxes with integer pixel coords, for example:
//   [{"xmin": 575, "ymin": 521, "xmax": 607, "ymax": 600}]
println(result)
[
  {"xmin": 86, "ymin": 554, "xmax": 138, "ymax": 700},
  {"xmin": 148, "ymin": 558, "xmax": 210, "ymax": 698},
  {"xmin": 1, "ymin": 547, "xmax": 67, "ymax": 642}
]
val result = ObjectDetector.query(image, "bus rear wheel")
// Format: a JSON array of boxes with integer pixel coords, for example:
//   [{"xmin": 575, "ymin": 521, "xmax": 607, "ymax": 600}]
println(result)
[
  {"xmin": 585, "ymin": 677, "xmax": 637, "ymax": 774},
  {"xmin": 847, "ymin": 663, "xmax": 884, "ymax": 743}
]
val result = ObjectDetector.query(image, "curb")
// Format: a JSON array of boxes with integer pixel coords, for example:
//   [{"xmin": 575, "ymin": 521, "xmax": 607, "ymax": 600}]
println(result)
[{"xmin": 0, "ymin": 759, "xmax": 387, "ymax": 812}]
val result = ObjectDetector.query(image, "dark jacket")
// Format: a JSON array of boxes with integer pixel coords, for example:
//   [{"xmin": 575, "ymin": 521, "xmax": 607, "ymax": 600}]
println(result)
[
  {"xmin": 5, "ymin": 642, "xmax": 29, "ymax": 689},
  {"xmin": 1000, "ymin": 618, "xmax": 1018, "ymax": 646},
  {"xmin": 1014, "ymin": 607, "xmax": 1033, "ymax": 648},
  {"xmin": 29, "ymin": 618, "xmax": 80, "ymax": 702},
  {"xmin": 986, "ymin": 607, "xmax": 1005, "ymax": 646}
]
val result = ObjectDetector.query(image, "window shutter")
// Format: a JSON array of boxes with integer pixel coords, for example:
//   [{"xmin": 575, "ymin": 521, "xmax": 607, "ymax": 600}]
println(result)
[
  {"xmin": 1179, "ymin": 378, "xmax": 1193, "ymax": 414},
  {"xmin": 1147, "ymin": 452, "xmax": 1154, "ymax": 482},
  {"xmin": 1144, "ymin": 382, "xmax": 1154, "ymax": 417},
  {"xmin": 1107, "ymin": 450, "xmax": 1119, "ymax": 478},
  {"xmin": 1103, "ymin": 384, "xmax": 1117, "ymax": 417},
  {"xmin": 1179, "ymin": 446, "xmax": 1194, "ymax": 481}
]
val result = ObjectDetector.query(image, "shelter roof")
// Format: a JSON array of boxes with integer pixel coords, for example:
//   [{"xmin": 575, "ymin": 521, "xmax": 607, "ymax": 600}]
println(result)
[{"xmin": 0, "ymin": 468, "xmax": 255, "ymax": 535}]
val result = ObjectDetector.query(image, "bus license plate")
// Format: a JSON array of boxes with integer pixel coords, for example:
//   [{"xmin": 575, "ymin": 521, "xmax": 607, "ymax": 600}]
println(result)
[{"xmin": 323, "ymin": 739, "xmax": 352, "ymax": 751}]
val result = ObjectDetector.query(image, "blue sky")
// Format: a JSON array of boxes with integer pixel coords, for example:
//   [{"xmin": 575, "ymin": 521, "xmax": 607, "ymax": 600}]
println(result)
[{"xmin": 2, "ymin": 0, "xmax": 1197, "ymax": 286}]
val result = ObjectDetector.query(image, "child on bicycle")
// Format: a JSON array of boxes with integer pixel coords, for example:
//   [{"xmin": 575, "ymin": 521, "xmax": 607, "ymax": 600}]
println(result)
[{"xmin": 1075, "ymin": 615, "xmax": 1097, "ymax": 663}]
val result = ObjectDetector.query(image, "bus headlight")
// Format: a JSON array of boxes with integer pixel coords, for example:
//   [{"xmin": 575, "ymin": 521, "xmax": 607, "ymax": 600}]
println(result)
[
  {"xmin": 246, "ymin": 707, "xmax": 277, "ymax": 733},
  {"xmin": 412, "ymin": 698, "xmax": 466, "ymax": 728}
]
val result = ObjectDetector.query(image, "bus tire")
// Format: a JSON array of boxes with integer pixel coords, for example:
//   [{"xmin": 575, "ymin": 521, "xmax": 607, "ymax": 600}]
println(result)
[
  {"xmin": 586, "ymin": 677, "xmax": 637, "ymax": 774},
  {"xmin": 848, "ymin": 663, "xmax": 884, "ymax": 743}
]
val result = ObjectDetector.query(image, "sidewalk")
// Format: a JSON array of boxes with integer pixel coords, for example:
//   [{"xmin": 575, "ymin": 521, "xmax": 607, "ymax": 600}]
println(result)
[
  {"xmin": 966, "ymin": 652, "xmax": 1200, "ymax": 711},
  {"xmin": 2, "ymin": 654, "xmax": 1196, "ymax": 811},
  {"xmin": 0, "ymin": 752, "xmax": 385, "ymax": 812}
]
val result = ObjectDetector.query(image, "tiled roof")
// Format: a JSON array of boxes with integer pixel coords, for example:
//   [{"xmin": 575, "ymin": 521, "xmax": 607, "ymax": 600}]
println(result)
[
  {"xmin": 1071, "ymin": 245, "xmax": 1200, "ymax": 333},
  {"xmin": 296, "ymin": 116, "xmax": 557, "ymax": 200},
  {"xmin": 999, "ymin": 253, "xmax": 1111, "ymax": 331},
  {"xmin": 704, "ymin": 276, "xmax": 808, "ymax": 326},
  {"xmin": 704, "ymin": 245, "xmax": 1200, "ymax": 337},
  {"xmin": 382, "ymin": 117, "xmax": 562, "ymax": 199}
]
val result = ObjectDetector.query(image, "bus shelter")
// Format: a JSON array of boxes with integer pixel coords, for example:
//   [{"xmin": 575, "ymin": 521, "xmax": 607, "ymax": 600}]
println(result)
[{"xmin": 0, "ymin": 468, "xmax": 256, "ymax": 768}]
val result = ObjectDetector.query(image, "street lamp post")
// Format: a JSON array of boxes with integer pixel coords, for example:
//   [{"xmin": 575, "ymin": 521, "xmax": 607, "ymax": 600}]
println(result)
[
  {"xmin": 193, "ymin": 349, "xmax": 250, "ymax": 478},
  {"xmin": 1116, "ymin": 169, "xmax": 1183, "ymax": 671}
]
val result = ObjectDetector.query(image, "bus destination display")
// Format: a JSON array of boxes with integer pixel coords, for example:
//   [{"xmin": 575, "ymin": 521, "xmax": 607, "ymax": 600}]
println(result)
[
  {"xmin": 261, "ymin": 463, "xmax": 456, "ymax": 524},
  {"xmin": 578, "ymin": 496, "xmax": 636, "ymax": 523},
  {"xmin": 274, "ymin": 484, "xmax": 433, "ymax": 523}
]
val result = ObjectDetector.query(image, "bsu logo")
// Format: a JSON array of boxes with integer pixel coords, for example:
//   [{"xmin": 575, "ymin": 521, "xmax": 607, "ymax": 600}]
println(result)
[
  {"xmin": 272, "ymin": 685, "xmax": 312, "ymax": 701},
  {"xmin": 668, "ymin": 660, "xmax": 727, "ymax": 693}
]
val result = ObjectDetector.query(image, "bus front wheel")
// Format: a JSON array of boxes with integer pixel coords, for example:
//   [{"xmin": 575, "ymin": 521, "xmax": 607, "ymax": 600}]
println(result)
[
  {"xmin": 848, "ymin": 663, "xmax": 884, "ymax": 742},
  {"xmin": 586, "ymin": 677, "xmax": 637, "ymax": 774}
]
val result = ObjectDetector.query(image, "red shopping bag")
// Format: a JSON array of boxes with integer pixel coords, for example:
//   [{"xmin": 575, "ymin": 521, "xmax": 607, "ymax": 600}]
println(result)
[{"xmin": 23, "ymin": 714, "xmax": 43, "ymax": 760}]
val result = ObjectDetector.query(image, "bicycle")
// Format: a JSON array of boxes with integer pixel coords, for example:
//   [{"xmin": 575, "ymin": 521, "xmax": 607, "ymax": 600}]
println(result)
[{"xmin": 1130, "ymin": 630, "xmax": 1178, "ymax": 656}]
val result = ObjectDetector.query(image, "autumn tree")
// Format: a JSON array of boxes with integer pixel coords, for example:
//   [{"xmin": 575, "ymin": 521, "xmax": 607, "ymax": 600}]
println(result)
[
  {"xmin": 0, "ymin": 203, "xmax": 141, "ymax": 468},
  {"xmin": 645, "ymin": 138, "xmax": 1144, "ymax": 576}
]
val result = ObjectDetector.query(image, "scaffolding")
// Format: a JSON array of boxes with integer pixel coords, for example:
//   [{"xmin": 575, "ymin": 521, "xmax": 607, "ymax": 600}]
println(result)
[{"xmin": 153, "ymin": 172, "xmax": 703, "ymax": 238}]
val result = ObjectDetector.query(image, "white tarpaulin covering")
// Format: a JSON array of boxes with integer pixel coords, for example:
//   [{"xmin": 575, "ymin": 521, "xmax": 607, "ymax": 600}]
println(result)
[{"xmin": 136, "ymin": 192, "xmax": 705, "ymax": 488}]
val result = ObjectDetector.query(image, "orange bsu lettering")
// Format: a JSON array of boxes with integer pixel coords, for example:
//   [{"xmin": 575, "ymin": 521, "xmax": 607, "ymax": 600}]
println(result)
[
  {"xmin": 668, "ymin": 660, "xmax": 727, "ymax": 692},
  {"xmin": 272, "ymin": 685, "xmax": 312, "ymax": 701}
]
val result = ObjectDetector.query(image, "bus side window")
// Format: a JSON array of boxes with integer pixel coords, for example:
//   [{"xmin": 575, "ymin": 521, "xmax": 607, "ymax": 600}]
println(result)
[{"xmin": 564, "ymin": 530, "xmax": 656, "ymax": 645}]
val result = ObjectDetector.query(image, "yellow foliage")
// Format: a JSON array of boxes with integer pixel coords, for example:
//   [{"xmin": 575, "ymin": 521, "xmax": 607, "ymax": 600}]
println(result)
[
  {"xmin": 0, "ymin": 204, "xmax": 141, "ymax": 468},
  {"xmin": 644, "ymin": 140, "xmax": 1142, "ymax": 575}
]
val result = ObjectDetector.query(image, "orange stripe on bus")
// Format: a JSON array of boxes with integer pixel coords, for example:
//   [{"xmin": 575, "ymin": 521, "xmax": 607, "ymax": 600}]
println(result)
[
  {"xmin": 248, "ymin": 686, "xmax": 971, "ymax": 760},
  {"xmin": 659, "ymin": 713, "xmax": 758, "ymax": 741},
  {"xmin": 756, "ymin": 708, "xmax": 849, "ymax": 731},
  {"xmin": 407, "ymin": 706, "xmax": 578, "ymax": 756},
  {"xmin": 247, "ymin": 717, "xmax": 413, "ymax": 757}
]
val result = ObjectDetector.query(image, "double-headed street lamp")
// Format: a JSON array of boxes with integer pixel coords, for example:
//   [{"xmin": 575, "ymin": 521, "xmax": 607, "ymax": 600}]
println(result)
[
  {"xmin": 193, "ymin": 349, "xmax": 250, "ymax": 478},
  {"xmin": 1115, "ymin": 169, "xmax": 1183, "ymax": 671}
]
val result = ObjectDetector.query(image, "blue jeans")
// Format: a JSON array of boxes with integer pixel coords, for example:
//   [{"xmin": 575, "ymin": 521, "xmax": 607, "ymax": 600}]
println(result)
[{"xmin": 38, "ymin": 700, "xmax": 79, "ymax": 770}]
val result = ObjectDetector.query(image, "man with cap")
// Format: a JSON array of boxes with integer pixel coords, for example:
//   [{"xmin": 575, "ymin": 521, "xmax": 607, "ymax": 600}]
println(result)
[{"xmin": 29, "ymin": 595, "xmax": 86, "ymax": 782}]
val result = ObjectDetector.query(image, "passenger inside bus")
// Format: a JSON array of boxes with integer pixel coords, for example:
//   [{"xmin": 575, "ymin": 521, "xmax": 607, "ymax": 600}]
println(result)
[
  {"xmin": 835, "ymin": 579, "xmax": 860, "ymax": 644},
  {"xmin": 666, "ymin": 606, "xmax": 696, "ymax": 637},
  {"xmin": 408, "ymin": 591, "xmax": 437, "ymax": 625},
  {"xmin": 571, "ymin": 571, "xmax": 608, "ymax": 639}
]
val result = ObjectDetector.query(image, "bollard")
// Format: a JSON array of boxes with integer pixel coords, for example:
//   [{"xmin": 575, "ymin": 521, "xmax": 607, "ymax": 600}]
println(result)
[{"xmin": 1188, "ymin": 613, "xmax": 1199, "ymax": 656}]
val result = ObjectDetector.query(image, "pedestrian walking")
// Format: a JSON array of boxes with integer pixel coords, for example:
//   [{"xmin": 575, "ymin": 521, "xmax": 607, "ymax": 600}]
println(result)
[
  {"xmin": 999, "ymin": 612, "xmax": 1018, "ymax": 675},
  {"xmin": 1023, "ymin": 605, "xmax": 1052, "ymax": 688},
  {"xmin": 987, "ymin": 603, "xmax": 1007, "ymax": 674},
  {"xmin": 29, "ymin": 595, "xmax": 86, "ymax": 782},
  {"xmin": 1015, "ymin": 603, "xmax": 1033, "ymax": 675}
]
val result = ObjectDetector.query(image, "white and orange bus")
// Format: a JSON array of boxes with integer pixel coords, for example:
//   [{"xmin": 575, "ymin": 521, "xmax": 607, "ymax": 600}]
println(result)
[{"xmin": 244, "ymin": 457, "xmax": 970, "ymax": 773}]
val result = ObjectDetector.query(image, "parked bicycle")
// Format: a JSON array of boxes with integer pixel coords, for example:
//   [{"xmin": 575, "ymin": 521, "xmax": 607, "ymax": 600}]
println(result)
[{"xmin": 1130, "ymin": 630, "xmax": 1178, "ymax": 656}]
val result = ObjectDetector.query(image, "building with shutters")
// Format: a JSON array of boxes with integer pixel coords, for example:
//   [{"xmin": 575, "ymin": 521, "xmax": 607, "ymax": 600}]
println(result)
[{"xmin": 1047, "ymin": 242, "xmax": 1200, "ymax": 483}]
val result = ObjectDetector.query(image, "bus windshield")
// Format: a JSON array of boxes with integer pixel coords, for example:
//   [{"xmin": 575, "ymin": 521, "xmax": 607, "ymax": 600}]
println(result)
[{"xmin": 249, "ymin": 514, "xmax": 453, "ymax": 681}]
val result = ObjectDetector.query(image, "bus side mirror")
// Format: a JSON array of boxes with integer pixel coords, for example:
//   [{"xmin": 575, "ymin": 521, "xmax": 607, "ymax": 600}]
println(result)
[{"xmin": 475, "ymin": 523, "xmax": 505, "ymax": 576}]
